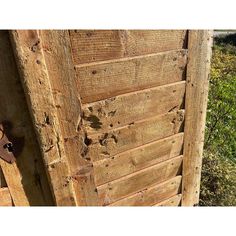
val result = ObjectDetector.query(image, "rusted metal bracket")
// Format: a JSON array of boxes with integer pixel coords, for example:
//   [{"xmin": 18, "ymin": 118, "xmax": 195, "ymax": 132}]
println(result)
[{"xmin": 0, "ymin": 124, "xmax": 16, "ymax": 163}]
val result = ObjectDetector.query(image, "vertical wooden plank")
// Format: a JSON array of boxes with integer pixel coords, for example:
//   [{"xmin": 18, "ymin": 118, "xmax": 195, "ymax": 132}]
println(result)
[
  {"xmin": 9, "ymin": 30, "xmax": 77, "ymax": 206},
  {"xmin": 182, "ymin": 30, "xmax": 213, "ymax": 206},
  {"xmin": 40, "ymin": 30, "xmax": 98, "ymax": 206},
  {"xmin": 0, "ymin": 31, "xmax": 54, "ymax": 206}
]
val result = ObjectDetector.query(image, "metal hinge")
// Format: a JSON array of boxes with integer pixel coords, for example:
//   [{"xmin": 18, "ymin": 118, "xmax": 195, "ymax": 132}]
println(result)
[{"xmin": 0, "ymin": 123, "xmax": 16, "ymax": 163}]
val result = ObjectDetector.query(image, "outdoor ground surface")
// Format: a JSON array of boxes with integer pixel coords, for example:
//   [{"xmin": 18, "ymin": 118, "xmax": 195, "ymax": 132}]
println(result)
[{"xmin": 199, "ymin": 32, "xmax": 236, "ymax": 206}]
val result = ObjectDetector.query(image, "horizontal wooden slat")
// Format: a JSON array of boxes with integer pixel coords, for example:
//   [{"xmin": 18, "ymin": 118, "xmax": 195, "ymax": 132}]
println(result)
[
  {"xmin": 0, "ymin": 188, "xmax": 13, "ymax": 206},
  {"xmin": 97, "ymin": 155, "xmax": 183, "ymax": 205},
  {"xmin": 94, "ymin": 133, "xmax": 184, "ymax": 185},
  {"xmin": 110, "ymin": 176, "xmax": 182, "ymax": 206},
  {"xmin": 154, "ymin": 194, "xmax": 182, "ymax": 206},
  {"xmin": 70, "ymin": 30, "xmax": 187, "ymax": 64},
  {"xmin": 76, "ymin": 50, "xmax": 187, "ymax": 103},
  {"xmin": 85, "ymin": 110, "xmax": 184, "ymax": 162},
  {"xmin": 83, "ymin": 81, "xmax": 186, "ymax": 134}
]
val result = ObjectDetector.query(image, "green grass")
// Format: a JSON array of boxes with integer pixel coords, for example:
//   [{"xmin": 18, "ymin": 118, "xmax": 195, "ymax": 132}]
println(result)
[{"xmin": 199, "ymin": 34, "xmax": 236, "ymax": 206}]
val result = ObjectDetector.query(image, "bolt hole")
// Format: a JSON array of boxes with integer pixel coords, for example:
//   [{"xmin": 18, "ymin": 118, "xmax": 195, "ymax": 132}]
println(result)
[
  {"xmin": 3, "ymin": 143, "xmax": 14, "ymax": 152},
  {"xmin": 84, "ymin": 137, "xmax": 92, "ymax": 146}
]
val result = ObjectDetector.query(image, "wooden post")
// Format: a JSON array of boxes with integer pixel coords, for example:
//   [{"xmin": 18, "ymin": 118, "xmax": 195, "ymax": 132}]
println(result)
[
  {"xmin": 9, "ymin": 30, "xmax": 77, "ymax": 206},
  {"xmin": 39, "ymin": 30, "xmax": 99, "ymax": 206},
  {"xmin": 182, "ymin": 30, "xmax": 213, "ymax": 206},
  {"xmin": 0, "ymin": 31, "xmax": 53, "ymax": 206},
  {"xmin": 10, "ymin": 30, "xmax": 99, "ymax": 206}
]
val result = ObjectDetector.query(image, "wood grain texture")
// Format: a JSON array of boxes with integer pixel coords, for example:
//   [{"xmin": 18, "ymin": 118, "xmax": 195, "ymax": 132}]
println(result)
[
  {"xmin": 70, "ymin": 30, "xmax": 187, "ymax": 64},
  {"xmin": 110, "ymin": 176, "xmax": 182, "ymax": 206},
  {"xmin": 9, "ymin": 30, "xmax": 76, "ymax": 206},
  {"xmin": 40, "ymin": 30, "xmax": 97, "ymax": 205},
  {"xmin": 94, "ymin": 133, "xmax": 184, "ymax": 185},
  {"xmin": 182, "ymin": 30, "xmax": 213, "ymax": 206},
  {"xmin": 0, "ymin": 31, "xmax": 53, "ymax": 206},
  {"xmin": 76, "ymin": 50, "xmax": 187, "ymax": 103},
  {"xmin": 85, "ymin": 110, "xmax": 184, "ymax": 162},
  {"xmin": 83, "ymin": 81, "xmax": 186, "ymax": 134},
  {"xmin": 97, "ymin": 155, "xmax": 183, "ymax": 205},
  {"xmin": 40, "ymin": 30, "xmax": 98, "ymax": 206},
  {"xmin": 154, "ymin": 194, "xmax": 182, "ymax": 206},
  {"xmin": 0, "ymin": 188, "xmax": 13, "ymax": 206},
  {"xmin": 0, "ymin": 29, "xmax": 211, "ymax": 206}
]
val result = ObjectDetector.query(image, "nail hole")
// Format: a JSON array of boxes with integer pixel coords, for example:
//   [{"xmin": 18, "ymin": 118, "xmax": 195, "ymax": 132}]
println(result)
[{"xmin": 3, "ymin": 143, "xmax": 14, "ymax": 152}]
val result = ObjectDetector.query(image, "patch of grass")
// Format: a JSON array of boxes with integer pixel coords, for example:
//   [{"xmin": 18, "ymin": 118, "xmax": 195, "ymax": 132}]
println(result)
[{"xmin": 200, "ymin": 34, "xmax": 236, "ymax": 206}]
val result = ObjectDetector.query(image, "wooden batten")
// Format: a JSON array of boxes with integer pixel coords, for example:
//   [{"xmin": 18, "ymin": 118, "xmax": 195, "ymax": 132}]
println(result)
[
  {"xmin": 0, "ymin": 31, "xmax": 53, "ymax": 206},
  {"xmin": 40, "ymin": 31, "xmax": 98, "ymax": 206},
  {"xmin": 9, "ymin": 30, "xmax": 77, "ymax": 206},
  {"xmin": 181, "ymin": 30, "xmax": 213, "ymax": 206}
]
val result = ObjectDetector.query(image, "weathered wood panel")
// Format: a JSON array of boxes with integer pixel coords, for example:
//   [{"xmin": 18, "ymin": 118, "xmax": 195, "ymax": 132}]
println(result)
[
  {"xmin": 70, "ymin": 30, "xmax": 187, "ymax": 64},
  {"xmin": 0, "ymin": 188, "xmax": 13, "ymax": 206},
  {"xmin": 0, "ymin": 31, "xmax": 53, "ymax": 206},
  {"xmin": 76, "ymin": 50, "xmax": 187, "ymax": 103},
  {"xmin": 182, "ymin": 30, "xmax": 213, "ymax": 206},
  {"xmin": 83, "ymin": 81, "xmax": 186, "ymax": 134},
  {"xmin": 97, "ymin": 155, "xmax": 183, "ymax": 205},
  {"xmin": 154, "ymin": 194, "xmax": 182, "ymax": 206},
  {"xmin": 86, "ymin": 110, "xmax": 184, "ymax": 162},
  {"xmin": 40, "ymin": 30, "xmax": 99, "ymax": 206},
  {"xmin": 110, "ymin": 176, "xmax": 182, "ymax": 206},
  {"xmin": 0, "ymin": 30, "xmax": 211, "ymax": 207},
  {"xmin": 94, "ymin": 133, "xmax": 183, "ymax": 185}
]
